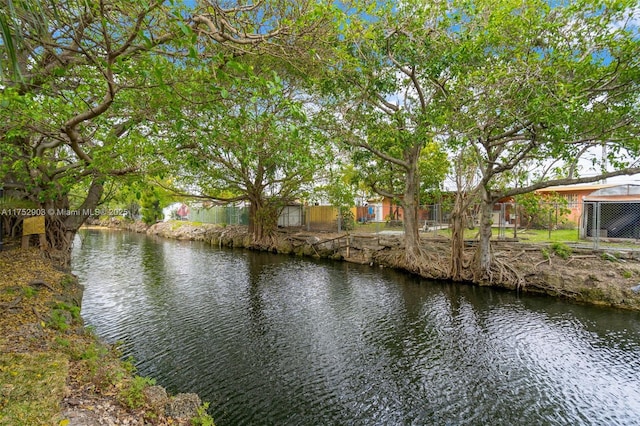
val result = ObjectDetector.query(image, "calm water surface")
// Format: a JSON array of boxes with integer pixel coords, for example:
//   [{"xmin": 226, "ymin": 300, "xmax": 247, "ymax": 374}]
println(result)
[{"xmin": 73, "ymin": 229, "xmax": 640, "ymax": 425}]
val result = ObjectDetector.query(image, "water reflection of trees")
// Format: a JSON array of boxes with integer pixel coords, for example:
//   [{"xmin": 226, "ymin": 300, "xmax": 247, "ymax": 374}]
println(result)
[
  {"xmin": 140, "ymin": 236, "xmax": 167, "ymax": 286},
  {"xmin": 246, "ymin": 251, "xmax": 283, "ymax": 337},
  {"xmin": 77, "ymin": 232, "xmax": 640, "ymax": 424}
]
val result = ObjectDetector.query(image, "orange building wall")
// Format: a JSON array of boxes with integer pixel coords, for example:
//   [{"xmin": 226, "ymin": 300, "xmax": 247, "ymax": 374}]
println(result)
[{"xmin": 537, "ymin": 186, "xmax": 613, "ymax": 224}]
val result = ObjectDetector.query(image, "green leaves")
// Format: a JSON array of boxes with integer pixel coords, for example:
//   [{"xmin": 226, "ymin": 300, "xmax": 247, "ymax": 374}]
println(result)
[
  {"xmin": 2, "ymin": 0, "xmax": 638, "ymax": 249},
  {"xmin": 0, "ymin": 11, "xmax": 19, "ymax": 80},
  {"xmin": 162, "ymin": 61, "xmax": 325, "ymax": 217}
]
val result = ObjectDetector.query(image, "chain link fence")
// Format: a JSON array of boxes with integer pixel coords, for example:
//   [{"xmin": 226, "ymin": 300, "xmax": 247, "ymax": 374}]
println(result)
[
  {"xmin": 350, "ymin": 201, "xmax": 583, "ymax": 242},
  {"xmin": 188, "ymin": 205, "xmax": 249, "ymax": 226},
  {"xmin": 278, "ymin": 205, "xmax": 304, "ymax": 227},
  {"xmin": 183, "ymin": 201, "xmax": 640, "ymax": 251},
  {"xmin": 491, "ymin": 202, "xmax": 577, "ymax": 240},
  {"xmin": 419, "ymin": 204, "xmax": 456, "ymax": 237},
  {"xmin": 186, "ymin": 204, "xmax": 351, "ymax": 232},
  {"xmin": 582, "ymin": 201, "xmax": 640, "ymax": 249}
]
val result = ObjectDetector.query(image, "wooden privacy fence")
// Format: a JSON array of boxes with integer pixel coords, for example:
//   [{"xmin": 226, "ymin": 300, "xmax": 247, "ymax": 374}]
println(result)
[{"xmin": 305, "ymin": 206, "xmax": 338, "ymax": 230}]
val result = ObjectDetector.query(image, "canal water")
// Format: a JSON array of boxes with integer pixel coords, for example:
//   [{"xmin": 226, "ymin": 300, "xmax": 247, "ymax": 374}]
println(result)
[{"xmin": 73, "ymin": 229, "xmax": 640, "ymax": 425}]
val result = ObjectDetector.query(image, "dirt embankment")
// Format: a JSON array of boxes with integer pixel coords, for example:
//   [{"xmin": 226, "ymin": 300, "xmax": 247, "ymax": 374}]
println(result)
[
  {"xmin": 0, "ymin": 247, "xmax": 212, "ymax": 425},
  {"xmin": 88, "ymin": 219, "xmax": 640, "ymax": 311}
]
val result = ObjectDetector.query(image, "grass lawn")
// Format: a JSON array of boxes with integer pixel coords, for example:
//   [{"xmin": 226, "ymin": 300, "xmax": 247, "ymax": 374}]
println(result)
[
  {"xmin": 352, "ymin": 222, "xmax": 583, "ymax": 243},
  {"xmin": 0, "ymin": 352, "xmax": 68, "ymax": 425},
  {"xmin": 351, "ymin": 222, "xmax": 404, "ymax": 233},
  {"xmin": 512, "ymin": 228, "xmax": 580, "ymax": 243},
  {"xmin": 433, "ymin": 227, "xmax": 580, "ymax": 243}
]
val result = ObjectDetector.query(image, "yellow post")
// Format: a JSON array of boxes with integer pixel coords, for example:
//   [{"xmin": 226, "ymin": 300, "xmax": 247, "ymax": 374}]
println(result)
[{"xmin": 22, "ymin": 216, "xmax": 46, "ymax": 250}]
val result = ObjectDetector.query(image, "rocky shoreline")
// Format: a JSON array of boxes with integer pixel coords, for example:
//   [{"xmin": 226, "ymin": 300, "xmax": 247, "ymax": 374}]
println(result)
[{"xmin": 88, "ymin": 218, "xmax": 640, "ymax": 311}]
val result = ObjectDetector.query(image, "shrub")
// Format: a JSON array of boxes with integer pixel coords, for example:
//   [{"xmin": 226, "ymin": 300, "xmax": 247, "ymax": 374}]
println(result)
[
  {"xmin": 191, "ymin": 402, "xmax": 216, "ymax": 426},
  {"xmin": 120, "ymin": 375, "xmax": 156, "ymax": 409},
  {"xmin": 515, "ymin": 192, "xmax": 572, "ymax": 230},
  {"xmin": 541, "ymin": 248, "xmax": 550, "ymax": 260},
  {"xmin": 47, "ymin": 309, "xmax": 71, "ymax": 331},
  {"xmin": 550, "ymin": 242, "xmax": 572, "ymax": 259}
]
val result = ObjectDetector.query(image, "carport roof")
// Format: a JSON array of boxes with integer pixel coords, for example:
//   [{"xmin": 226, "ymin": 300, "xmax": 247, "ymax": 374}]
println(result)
[
  {"xmin": 584, "ymin": 184, "xmax": 640, "ymax": 201},
  {"xmin": 539, "ymin": 183, "xmax": 617, "ymax": 192}
]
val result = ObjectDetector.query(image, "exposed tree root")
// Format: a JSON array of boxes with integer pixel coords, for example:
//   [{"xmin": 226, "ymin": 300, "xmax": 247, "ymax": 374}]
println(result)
[
  {"xmin": 28, "ymin": 279, "xmax": 55, "ymax": 292},
  {"xmin": 492, "ymin": 257, "xmax": 526, "ymax": 290},
  {"xmin": 534, "ymin": 258, "xmax": 552, "ymax": 268},
  {"xmin": 402, "ymin": 246, "xmax": 450, "ymax": 279},
  {"xmin": 0, "ymin": 296, "xmax": 23, "ymax": 311},
  {"xmin": 31, "ymin": 306, "xmax": 46, "ymax": 323}
]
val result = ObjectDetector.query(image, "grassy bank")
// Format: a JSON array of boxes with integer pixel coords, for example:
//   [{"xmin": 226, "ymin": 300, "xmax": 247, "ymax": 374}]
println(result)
[{"xmin": 0, "ymin": 248, "xmax": 213, "ymax": 425}]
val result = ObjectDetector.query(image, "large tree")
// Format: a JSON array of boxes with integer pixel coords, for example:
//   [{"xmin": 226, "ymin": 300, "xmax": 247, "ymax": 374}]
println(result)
[
  {"xmin": 165, "ymin": 65, "xmax": 329, "ymax": 245},
  {"xmin": 440, "ymin": 0, "xmax": 640, "ymax": 281},
  {"xmin": 324, "ymin": 3, "xmax": 452, "ymax": 268},
  {"xmin": 324, "ymin": 0, "xmax": 639, "ymax": 282},
  {"xmin": 0, "ymin": 0, "xmax": 333, "ymax": 266},
  {"xmin": 0, "ymin": 0, "xmax": 188, "ymax": 265}
]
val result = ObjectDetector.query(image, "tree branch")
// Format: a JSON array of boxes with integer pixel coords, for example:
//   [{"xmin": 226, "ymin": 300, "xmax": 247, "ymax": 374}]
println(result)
[
  {"xmin": 154, "ymin": 179, "xmax": 247, "ymax": 203},
  {"xmin": 371, "ymin": 182, "xmax": 400, "ymax": 200},
  {"xmin": 502, "ymin": 166, "xmax": 640, "ymax": 199}
]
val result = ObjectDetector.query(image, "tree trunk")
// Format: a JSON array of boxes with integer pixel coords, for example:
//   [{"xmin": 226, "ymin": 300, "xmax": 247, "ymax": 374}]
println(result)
[
  {"xmin": 403, "ymin": 155, "xmax": 421, "ymax": 259},
  {"xmin": 475, "ymin": 187, "xmax": 494, "ymax": 281},
  {"xmin": 248, "ymin": 199, "xmax": 261, "ymax": 241},
  {"xmin": 248, "ymin": 196, "xmax": 279, "ymax": 246},
  {"xmin": 44, "ymin": 178, "xmax": 104, "ymax": 269},
  {"xmin": 449, "ymin": 193, "xmax": 467, "ymax": 281}
]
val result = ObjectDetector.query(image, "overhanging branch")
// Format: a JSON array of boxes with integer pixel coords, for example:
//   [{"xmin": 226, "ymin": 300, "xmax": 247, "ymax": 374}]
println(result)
[{"xmin": 502, "ymin": 166, "xmax": 640, "ymax": 199}]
